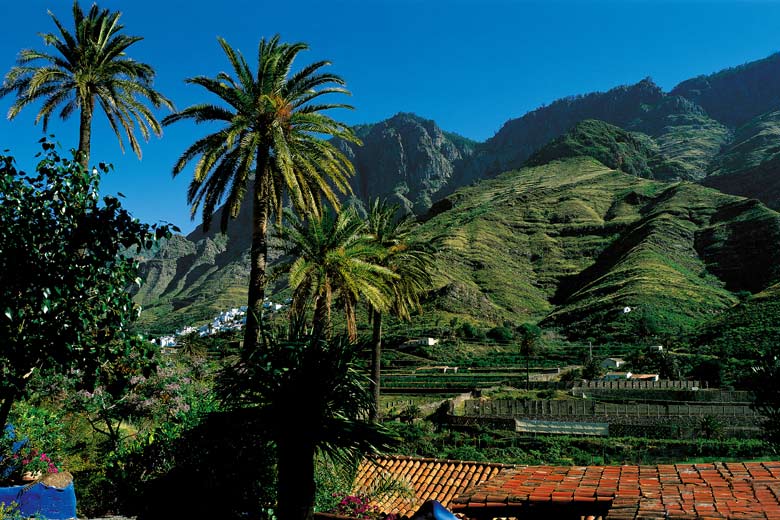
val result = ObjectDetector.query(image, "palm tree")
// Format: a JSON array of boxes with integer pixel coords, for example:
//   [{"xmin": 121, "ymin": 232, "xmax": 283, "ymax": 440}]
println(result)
[
  {"xmin": 218, "ymin": 335, "xmax": 395, "ymax": 520},
  {"xmin": 0, "ymin": 1, "xmax": 172, "ymax": 170},
  {"xmin": 517, "ymin": 323, "xmax": 542, "ymax": 390},
  {"xmin": 277, "ymin": 208, "xmax": 395, "ymax": 342},
  {"xmin": 365, "ymin": 199, "xmax": 432, "ymax": 421},
  {"xmin": 163, "ymin": 36, "xmax": 358, "ymax": 352}
]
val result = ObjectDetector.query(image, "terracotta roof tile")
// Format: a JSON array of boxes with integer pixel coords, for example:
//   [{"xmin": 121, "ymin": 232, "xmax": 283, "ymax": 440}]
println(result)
[
  {"xmin": 352, "ymin": 455, "xmax": 514, "ymax": 517},
  {"xmin": 450, "ymin": 460, "xmax": 780, "ymax": 519}
]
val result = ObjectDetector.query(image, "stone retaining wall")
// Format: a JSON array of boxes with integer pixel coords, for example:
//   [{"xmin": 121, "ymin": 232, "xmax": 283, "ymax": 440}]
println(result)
[{"xmin": 464, "ymin": 399, "xmax": 758, "ymax": 418}]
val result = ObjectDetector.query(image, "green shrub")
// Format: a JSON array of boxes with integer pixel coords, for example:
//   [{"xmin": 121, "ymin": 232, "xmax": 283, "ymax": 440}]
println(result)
[
  {"xmin": 487, "ymin": 326, "xmax": 515, "ymax": 342},
  {"xmin": 459, "ymin": 322, "xmax": 486, "ymax": 340}
]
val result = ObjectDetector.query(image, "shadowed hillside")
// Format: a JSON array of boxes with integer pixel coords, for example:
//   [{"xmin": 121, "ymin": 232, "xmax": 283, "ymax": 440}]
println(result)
[{"xmin": 672, "ymin": 52, "xmax": 780, "ymax": 127}]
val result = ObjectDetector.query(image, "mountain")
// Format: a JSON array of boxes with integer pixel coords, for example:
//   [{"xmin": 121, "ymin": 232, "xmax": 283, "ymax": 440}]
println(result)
[
  {"xmin": 135, "ymin": 184, "xmax": 283, "ymax": 333},
  {"xmin": 524, "ymin": 119, "xmax": 686, "ymax": 180},
  {"xmin": 624, "ymin": 96, "xmax": 731, "ymax": 180},
  {"xmin": 412, "ymin": 150, "xmax": 780, "ymax": 341},
  {"xmin": 671, "ymin": 52, "xmax": 780, "ymax": 127},
  {"xmin": 445, "ymin": 79, "xmax": 730, "ymax": 192},
  {"xmin": 335, "ymin": 112, "xmax": 477, "ymax": 214},
  {"xmin": 135, "ymin": 52, "xmax": 780, "ymax": 337},
  {"xmin": 703, "ymin": 110, "xmax": 780, "ymax": 210}
]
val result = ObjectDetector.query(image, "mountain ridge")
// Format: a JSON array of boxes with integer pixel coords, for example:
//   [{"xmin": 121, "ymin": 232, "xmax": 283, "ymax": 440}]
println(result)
[{"xmin": 135, "ymin": 51, "xmax": 780, "ymax": 338}]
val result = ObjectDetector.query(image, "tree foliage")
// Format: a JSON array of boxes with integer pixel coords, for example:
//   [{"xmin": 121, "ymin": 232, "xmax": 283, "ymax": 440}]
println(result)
[
  {"xmin": 218, "ymin": 335, "xmax": 395, "ymax": 520},
  {"xmin": 750, "ymin": 355, "xmax": 780, "ymax": 449},
  {"xmin": 0, "ymin": 140, "xmax": 170, "ymax": 427},
  {"xmin": 277, "ymin": 208, "xmax": 395, "ymax": 341},
  {"xmin": 164, "ymin": 35, "xmax": 359, "ymax": 352},
  {"xmin": 365, "ymin": 198, "xmax": 433, "ymax": 421}
]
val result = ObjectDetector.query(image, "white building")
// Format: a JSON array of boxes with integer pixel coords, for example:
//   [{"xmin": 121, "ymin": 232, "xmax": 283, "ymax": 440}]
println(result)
[{"xmin": 601, "ymin": 357, "xmax": 626, "ymax": 369}]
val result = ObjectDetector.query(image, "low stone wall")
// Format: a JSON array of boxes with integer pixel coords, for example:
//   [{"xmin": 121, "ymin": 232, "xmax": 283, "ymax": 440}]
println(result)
[
  {"xmin": 457, "ymin": 398, "xmax": 762, "ymax": 438},
  {"xmin": 448, "ymin": 412, "xmax": 760, "ymax": 439},
  {"xmin": 572, "ymin": 388, "xmax": 753, "ymax": 403},
  {"xmin": 464, "ymin": 399, "xmax": 758, "ymax": 419},
  {"xmin": 577, "ymin": 380, "xmax": 702, "ymax": 390}
]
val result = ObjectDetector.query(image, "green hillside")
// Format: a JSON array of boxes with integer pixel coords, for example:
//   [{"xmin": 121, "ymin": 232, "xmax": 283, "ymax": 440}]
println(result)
[
  {"xmin": 412, "ymin": 153, "xmax": 780, "ymax": 341},
  {"xmin": 694, "ymin": 283, "xmax": 780, "ymax": 360},
  {"xmin": 524, "ymin": 119, "xmax": 687, "ymax": 180},
  {"xmin": 626, "ymin": 96, "xmax": 731, "ymax": 180}
]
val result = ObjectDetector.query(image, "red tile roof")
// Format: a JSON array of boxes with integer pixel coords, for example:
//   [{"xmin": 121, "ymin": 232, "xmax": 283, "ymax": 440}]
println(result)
[
  {"xmin": 450, "ymin": 461, "xmax": 780, "ymax": 519},
  {"xmin": 352, "ymin": 455, "xmax": 513, "ymax": 517}
]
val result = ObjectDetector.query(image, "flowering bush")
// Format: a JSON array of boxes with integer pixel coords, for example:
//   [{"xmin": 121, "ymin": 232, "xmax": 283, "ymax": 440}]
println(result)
[
  {"xmin": 14, "ymin": 448, "xmax": 59, "ymax": 478},
  {"xmin": 330, "ymin": 494, "xmax": 380, "ymax": 519},
  {"xmin": 0, "ymin": 425, "xmax": 60, "ymax": 484},
  {"xmin": 329, "ymin": 493, "xmax": 397, "ymax": 520}
]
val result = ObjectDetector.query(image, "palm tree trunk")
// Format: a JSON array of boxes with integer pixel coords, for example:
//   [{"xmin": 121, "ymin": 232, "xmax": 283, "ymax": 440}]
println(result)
[
  {"xmin": 244, "ymin": 152, "xmax": 270, "ymax": 352},
  {"xmin": 370, "ymin": 309, "xmax": 383, "ymax": 423},
  {"xmin": 311, "ymin": 283, "xmax": 331, "ymax": 342},
  {"xmin": 77, "ymin": 96, "xmax": 94, "ymax": 171},
  {"xmin": 277, "ymin": 438, "xmax": 315, "ymax": 520},
  {"xmin": 526, "ymin": 355, "xmax": 530, "ymax": 391}
]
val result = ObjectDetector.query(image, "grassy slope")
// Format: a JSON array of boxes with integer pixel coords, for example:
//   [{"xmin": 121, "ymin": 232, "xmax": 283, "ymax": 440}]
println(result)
[
  {"xmin": 413, "ymin": 154, "xmax": 780, "ymax": 341},
  {"xmin": 525, "ymin": 119, "xmax": 688, "ymax": 180}
]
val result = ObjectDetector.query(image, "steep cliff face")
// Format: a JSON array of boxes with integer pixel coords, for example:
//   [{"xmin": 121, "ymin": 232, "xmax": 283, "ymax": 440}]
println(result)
[{"xmin": 337, "ymin": 112, "xmax": 476, "ymax": 213}]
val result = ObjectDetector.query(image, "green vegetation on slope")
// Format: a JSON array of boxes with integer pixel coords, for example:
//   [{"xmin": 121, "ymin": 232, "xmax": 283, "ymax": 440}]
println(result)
[
  {"xmin": 412, "ymin": 155, "xmax": 780, "ymax": 341},
  {"xmin": 627, "ymin": 96, "xmax": 731, "ymax": 180},
  {"xmin": 524, "ymin": 119, "xmax": 686, "ymax": 180},
  {"xmin": 694, "ymin": 283, "xmax": 780, "ymax": 360}
]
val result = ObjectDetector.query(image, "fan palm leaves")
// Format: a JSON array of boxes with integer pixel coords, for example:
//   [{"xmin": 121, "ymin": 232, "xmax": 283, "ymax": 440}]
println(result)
[
  {"xmin": 277, "ymin": 208, "xmax": 396, "ymax": 342},
  {"xmin": 163, "ymin": 35, "xmax": 359, "ymax": 352},
  {"xmin": 218, "ymin": 335, "xmax": 395, "ymax": 520},
  {"xmin": 0, "ymin": 1, "xmax": 172, "ymax": 169}
]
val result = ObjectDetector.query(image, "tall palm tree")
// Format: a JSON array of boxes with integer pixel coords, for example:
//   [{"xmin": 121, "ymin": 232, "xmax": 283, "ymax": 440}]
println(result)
[
  {"xmin": 218, "ymin": 335, "xmax": 395, "ymax": 520},
  {"xmin": 365, "ymin": 199, "xmax": 432, "ymax": 421},
  {"xmin": 517, "ymin": 323, "xmax": 542, "ymax": 390},
  {"xmin": 277, "ymin": 208, "xmax": 395, "ymax": 342},
  {"xmin": 0, "ymin": 1, "xmax": 172, "ymax": 170},
  {"xmin": 164, "ymin": 36, "xmax": 358, "ymax": 352}
]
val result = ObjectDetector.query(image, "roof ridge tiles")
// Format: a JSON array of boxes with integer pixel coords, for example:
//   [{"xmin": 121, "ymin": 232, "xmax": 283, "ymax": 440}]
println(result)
[{"xmin": 367, "ymin": 454, "xmax": 516, "ymax": 468}]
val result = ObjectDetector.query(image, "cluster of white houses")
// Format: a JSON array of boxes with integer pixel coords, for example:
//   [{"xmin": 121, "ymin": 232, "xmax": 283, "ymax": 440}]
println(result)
[{"xmin": 152, "ymin": 298, "xmax": 290, "ymax": 347}]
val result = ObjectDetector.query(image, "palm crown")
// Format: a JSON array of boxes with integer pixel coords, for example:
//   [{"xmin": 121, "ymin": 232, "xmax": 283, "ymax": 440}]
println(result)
[
  {"xmin": 0, "ymin": 1, "xmax": 172, "ymax": 169},
  {"xmin": 164, "ymin": 35, "xmax": 360, "ymax": 352},
  {"xmin": 164, "ymin": 35, "xmax": 359, "ymax": 231},
  {"xmin": 278, "ymin": 208, "xmax": 396, "ymax": 341},
  {"xmin": 365, "ymin": 199, "xmax": 433, "ymax": 420}
]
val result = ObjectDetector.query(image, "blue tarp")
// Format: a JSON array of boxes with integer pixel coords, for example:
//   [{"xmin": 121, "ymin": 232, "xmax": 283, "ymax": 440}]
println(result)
[
  {"xmin": 411, "ymin": 500, "xmax": 459, "ymax": 520},
  {"xmin": 0, "ymin": 481, "xmax": 77, "ymax": 519}
]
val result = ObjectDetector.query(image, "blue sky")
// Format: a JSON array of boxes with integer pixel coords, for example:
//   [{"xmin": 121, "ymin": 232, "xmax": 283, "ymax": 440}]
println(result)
[{"xmin": 1, "ymin": 0, "xmax": 780, "ymax": 233}]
